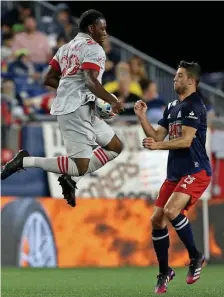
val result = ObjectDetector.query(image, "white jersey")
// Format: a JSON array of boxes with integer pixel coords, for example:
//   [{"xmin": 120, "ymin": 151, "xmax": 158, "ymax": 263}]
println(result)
[{"xmin": 49, "ymin": 33, "xmax": 106, "ymax": 115}]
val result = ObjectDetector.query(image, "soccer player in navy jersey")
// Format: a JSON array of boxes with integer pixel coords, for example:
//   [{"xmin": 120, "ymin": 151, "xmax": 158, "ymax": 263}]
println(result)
[{"xmin": 134, "ymin": 61, "xmax": 212, "ymax": 294}]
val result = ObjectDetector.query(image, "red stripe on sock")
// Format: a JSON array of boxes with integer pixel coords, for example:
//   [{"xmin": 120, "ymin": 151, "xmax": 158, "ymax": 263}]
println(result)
[
  {"xmin": 57, "ymin": 156, "xmax": 63, "ymax": 174},
  {"xmin": 97, "ymin": 149, "xmax": 108, "ymax": 164},
  {"xmin": 65, "ymin": 156, "xmax": 68, "ymax": 174},
  {"xmin": 99, "ymin": 148, "xmax": 110, "ymax": 162},
  {"xmin": 61, "ymin": 156, "xmax": 66, "ymax": 174},
  {"xmin": 94, "ymin": 150, "xmax": 105, "ymax": 165}
]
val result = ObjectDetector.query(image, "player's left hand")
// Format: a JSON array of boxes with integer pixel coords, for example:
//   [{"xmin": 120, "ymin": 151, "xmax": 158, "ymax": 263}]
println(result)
[{"xmin": 142, "ymin": 137, "xmax": 158, "ymax": 150}]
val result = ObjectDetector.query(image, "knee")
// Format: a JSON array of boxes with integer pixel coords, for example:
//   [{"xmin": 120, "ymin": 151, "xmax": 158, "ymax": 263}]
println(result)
[
  {"xmin": 77, "ymin": 167, "xmax": 88, "ymax": 176},
  {"xmin": 116, "ymin": 138, "xmax": 123, "ymax": 154},
  {"xmin": 164, "ymin": 206, "xmax": 178, "ymax": 221},
  {"xmin": 105, "ymin": 135, "xmax": 123, "ymax": 154},
  {"xmin": 151, "ymin": 212, "xmax": 166, "ymax": 229},
  {"xmin": 70, "ymin": 158, "xmax": 89, "ymax": 176}
]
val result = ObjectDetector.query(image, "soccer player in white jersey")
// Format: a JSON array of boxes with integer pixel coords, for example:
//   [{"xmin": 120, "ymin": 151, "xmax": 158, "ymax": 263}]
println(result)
[{"xmin": 1, "ymin": 10, "xmax": 125, "ymax": 207}]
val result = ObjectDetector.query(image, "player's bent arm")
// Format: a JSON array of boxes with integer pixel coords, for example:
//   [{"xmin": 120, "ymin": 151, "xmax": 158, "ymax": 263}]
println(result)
[
  {"xmin": 44, "ymin": 66, "xmax": 61, "ymax": 89},
  {"xmin": 157, "ymin": 125, "xmax": 197, "ymax": 150},
  {"xmin": 139, "ymin": 114, "xmax": 168, "ymax": 142},
  {"xmin": 83, "ymin": 69, "xmax": 118, "ymax": 106}
]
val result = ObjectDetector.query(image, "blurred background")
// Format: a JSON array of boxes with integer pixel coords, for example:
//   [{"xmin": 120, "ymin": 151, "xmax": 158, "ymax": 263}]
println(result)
[{"xmin": 1, "ymin": 1, "xmax": 224, "ymax": 270}]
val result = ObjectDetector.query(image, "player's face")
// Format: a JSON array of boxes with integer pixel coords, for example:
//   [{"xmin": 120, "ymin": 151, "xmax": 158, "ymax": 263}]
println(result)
[
  {"xmin": 90, "ymin": 19, "xmax": 107, "ymax": 46},
  {"xmin": 174, "ymin": 67, "xmax": 192, "ymax": 94}
]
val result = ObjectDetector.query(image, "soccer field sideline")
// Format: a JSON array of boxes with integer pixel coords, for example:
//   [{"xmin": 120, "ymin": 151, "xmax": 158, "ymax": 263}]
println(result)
[{"xmin": 2, "ymin": 266, "xmax": 224, "ymax": 297}]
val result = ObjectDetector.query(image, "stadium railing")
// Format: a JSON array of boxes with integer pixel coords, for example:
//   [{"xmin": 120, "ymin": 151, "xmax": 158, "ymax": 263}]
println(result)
[
  {"xmin": 34, "ymin": 1, "xmax": 224, "ymax": 115},
  {"xmin": 2, "ymin": 1, "xmax": 224, "ymax": 115}
]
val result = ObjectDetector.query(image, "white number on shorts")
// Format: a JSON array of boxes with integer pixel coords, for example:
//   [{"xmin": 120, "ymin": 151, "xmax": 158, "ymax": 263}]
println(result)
[{"xmin": 184, "ymin": 175, "xmax": 196, "ymax": 184}]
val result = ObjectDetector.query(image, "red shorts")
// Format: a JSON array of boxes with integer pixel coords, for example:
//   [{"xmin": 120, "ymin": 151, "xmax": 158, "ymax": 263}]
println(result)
[{"xmin": 155, "ymin": 170, "xmax": 211, "ymax": 210}]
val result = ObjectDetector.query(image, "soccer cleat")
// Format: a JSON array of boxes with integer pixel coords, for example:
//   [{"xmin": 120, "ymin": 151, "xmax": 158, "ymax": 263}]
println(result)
[
  {"xmin": 186, "ymin": 253, "xmax": 205, "ymax": 284},
  {"xmin": 1, "ymin": 150, "xmax": 30, "ymax": 180},
  {"xmin": 154, "ymin": 267, "xmax": 175, "ymax": 294},
  {"xmin": 168, "ymin": 267, "xmax": 176, "ymax": 281},
  {"xmin": 58, "ymin": 175, "xmax": 77, "ymax": 207}
]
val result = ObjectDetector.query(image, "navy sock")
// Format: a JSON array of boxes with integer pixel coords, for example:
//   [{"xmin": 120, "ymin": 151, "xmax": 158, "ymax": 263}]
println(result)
[
  {"xmin": 152, "ymin": 227, "xmax": 169, "ymax": 275},
  {"xmin": 171, "ymin": 213, "xmax": 200, "ymax": 259}
]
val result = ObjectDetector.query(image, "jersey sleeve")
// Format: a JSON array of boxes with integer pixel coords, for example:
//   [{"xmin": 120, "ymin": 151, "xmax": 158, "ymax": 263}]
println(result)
[
  {"xmin": 49, "ymin": 50, "xmax": 61, "ymax": 74},
  {"xmin": 182, "ymin": 104, "xmax": 200, "ymax": 129},
  {"xmin": 157, "ymin": 106, "xmax": 169, "ymax": 129},
  {"xmin": 81, "ymin": 44, "xmax": 105, "ymax": 72}
]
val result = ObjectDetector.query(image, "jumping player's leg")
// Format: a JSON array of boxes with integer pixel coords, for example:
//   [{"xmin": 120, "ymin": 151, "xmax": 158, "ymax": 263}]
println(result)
[
  {"xmin": 1, "ymin": 105, "xmax": 95, "ymax": 180},
  {"xmin": 164, "ymin": 170, "xmax": 211, "ymax": 284},
  {"xmin": 71, "ymin": 116, "xmax": 122, "ymax": 183},
  {"xmin": 58, "ymin": 114, "xmax": 122, "ymax": 206},
  {"xmin": 152, "ymin": 180, "xmax": 177, "ymax": 294}
]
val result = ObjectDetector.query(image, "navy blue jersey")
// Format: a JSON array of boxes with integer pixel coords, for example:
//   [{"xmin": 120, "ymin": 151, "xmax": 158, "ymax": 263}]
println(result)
[{"xmin": 158, "ymin": 92, "xmax": 212, "ymax": 181}]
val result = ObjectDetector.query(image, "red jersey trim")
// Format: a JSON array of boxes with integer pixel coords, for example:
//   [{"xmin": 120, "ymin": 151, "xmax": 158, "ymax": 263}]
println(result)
[
  {"xmin": 49, "ymin": 59, "xmax": 61, "ymax": 73},
  {"xmin": 81, "ymin": 62, "xmax": 100, "ymax": 72}
]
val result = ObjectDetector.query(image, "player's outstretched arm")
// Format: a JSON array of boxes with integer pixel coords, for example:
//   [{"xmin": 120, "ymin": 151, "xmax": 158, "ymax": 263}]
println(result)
[
  {"xmin": 156, "ymin": 126, "xmax": 197, "ymax": 150},
  {"xmin": 83, "ymin": 69, "xmax": 124, "ymax": 114},
  {"xmin": 44, "ymin": 66, "xmax": 61, "ymax": 89},
  {"xmin": 134, "ymin": 100, "xmax": 168, "ymax": 142},
  {"xmin": 144, "ymin": 126, "xmax": 196, "ymax": 150}
]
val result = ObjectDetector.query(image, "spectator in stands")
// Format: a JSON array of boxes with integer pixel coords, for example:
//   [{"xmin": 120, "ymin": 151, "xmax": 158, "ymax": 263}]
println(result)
[
  {"xmin": 12, "ymin": 16, "xmax": 52, "ymax": 64},
  {"xmin": 141, "ymin": 79, "xmax": 166, "ymax": 123},
  {"xmin": 102, "ymin": 35, "xmax": 120, "ymax": 84},
  {"xmin": 113, "ymin": 71, "xmax": 141, "ymax": 117},
  {"xmin": 52, "ymin": 35, "xmax": 68, "ymax": 56},
  {"xmin": 104, "ymin": 62, "xmax": 143, "ymax": 97},
  {"xmin": 129, "ymin": 55, "xmax": 148, "ymax": 87},
  {"xmin": 1, "ymin": 1, "xmax": 33, "ymax": 34},
  {"xmin": 1, "ymin": 79, "xmax": 28, "ymax": 124},
  {"xmin": 39, "ymin": 3, "xmax": 78, "ymax": 42},
  {"xmin": 1, "ymin": 33, "xmax": 14, "ymax": 62},
  {"xmin": 7, "ymin": 49, "xmax": 40, "ymax": 82}
]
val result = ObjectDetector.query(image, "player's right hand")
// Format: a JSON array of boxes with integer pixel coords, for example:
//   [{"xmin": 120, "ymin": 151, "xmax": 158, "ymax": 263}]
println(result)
[
  {"xmin": 112, "ymin": 100, "xmax": 125, "ymax": 114},
  {"xmin": 134, "ymin": 100, "xmax": 147, "ymax": 117}
]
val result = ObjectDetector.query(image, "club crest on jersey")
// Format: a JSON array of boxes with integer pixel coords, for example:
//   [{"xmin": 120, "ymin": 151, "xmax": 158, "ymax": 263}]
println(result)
[{"xmin": 169, "ymin": 120, "xmax": 182, "ymax": 140}]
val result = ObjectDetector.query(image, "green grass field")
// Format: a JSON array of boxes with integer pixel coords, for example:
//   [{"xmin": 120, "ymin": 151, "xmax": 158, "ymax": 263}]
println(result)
[{"xmin": 2, "ymin": 266, "xmax": 224, "ymax": 297}]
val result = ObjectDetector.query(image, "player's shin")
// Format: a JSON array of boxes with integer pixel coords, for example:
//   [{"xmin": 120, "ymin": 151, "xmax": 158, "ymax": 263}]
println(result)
[
  {"xmin": 152, "ymin": 227, "xmax": 169, "ymax": 275},
  {"xmin": 71, "ymin": 147, "xmax": 119, "ymax": 182},
  {"xmin": 170, "ymin": 213, "xmax": 200, "ymax": 259},
  {"xmin": 23, "ymin": 156, "xmax": 80, "ymax": 176}
]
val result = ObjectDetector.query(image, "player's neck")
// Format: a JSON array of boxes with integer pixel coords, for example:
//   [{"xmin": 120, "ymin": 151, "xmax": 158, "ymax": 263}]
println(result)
[{"xmin": 178, "ymin": 89, "xmax": 196, "ymax": 101}]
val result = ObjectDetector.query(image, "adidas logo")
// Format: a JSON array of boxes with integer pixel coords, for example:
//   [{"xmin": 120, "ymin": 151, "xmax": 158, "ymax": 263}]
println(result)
[
  {"xmin": 168, "ymin": 114, "xmax": 171, "ymax": 119},
  {"xmin": 189, "ymin": 111, "xmax": 194, "ymax": 116}
]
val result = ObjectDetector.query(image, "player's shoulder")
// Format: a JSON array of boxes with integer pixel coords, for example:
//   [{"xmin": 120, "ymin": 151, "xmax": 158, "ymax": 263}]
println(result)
[
  {"xmin": 74, "ymin": 33, "xmax": 105, "ymax": 56},
  {"xmin": 184, "ymin": 92, "xmax": 206, "ymax": 112},
  {"xmin": 87, "ymin": 42, "xmax": 105, "ymax": 56},
  {"xmin": 81, "ymin": 38, "xmax": 105, "ymax": 55}
]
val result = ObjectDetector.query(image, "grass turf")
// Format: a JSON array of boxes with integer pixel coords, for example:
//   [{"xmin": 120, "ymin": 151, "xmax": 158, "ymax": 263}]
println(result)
[{"xmin": 2, "ymin": 266, "xmax": 224, "ymax": 297}]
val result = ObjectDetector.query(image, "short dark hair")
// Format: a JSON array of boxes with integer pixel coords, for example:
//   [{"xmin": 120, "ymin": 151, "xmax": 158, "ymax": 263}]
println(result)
[
  {"xmin": 78, "ymin": 9, "xmax": 104, "ymax": 33},
  {"xmin": 178, "ymin": 60, "xmax": 201, "ymax": 86},
  {"xmin": 140, "ymin": 79, "xmax": 155, "ymax": 93}
]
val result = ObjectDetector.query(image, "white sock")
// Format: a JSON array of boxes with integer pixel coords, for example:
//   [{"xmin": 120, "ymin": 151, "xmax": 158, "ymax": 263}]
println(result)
[
  {"xmin": 71, "ymin": 147, "xmax": 119, "ymax": 183},
  {"xmin": 23, "ymin": 156, "xmax": 79, "ymax": 176}
]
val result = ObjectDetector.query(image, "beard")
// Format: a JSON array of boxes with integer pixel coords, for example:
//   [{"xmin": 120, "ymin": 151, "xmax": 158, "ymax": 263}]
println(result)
[{"xmin": 174, "ymin": 84, "xmax": 187, "ymax": 95}]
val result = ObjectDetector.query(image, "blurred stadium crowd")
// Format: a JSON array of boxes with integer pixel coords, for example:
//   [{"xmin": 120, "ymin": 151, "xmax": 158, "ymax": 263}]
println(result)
[{"xmin": 2, "ymin": 2, "xmax": 222, "ymax": 126}]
